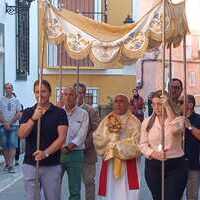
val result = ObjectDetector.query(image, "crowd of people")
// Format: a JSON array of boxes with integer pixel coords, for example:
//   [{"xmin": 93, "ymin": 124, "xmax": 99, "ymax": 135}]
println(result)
[{"xmin": 0, "ymin": 78, "xmax": 200, "ymax": 200}]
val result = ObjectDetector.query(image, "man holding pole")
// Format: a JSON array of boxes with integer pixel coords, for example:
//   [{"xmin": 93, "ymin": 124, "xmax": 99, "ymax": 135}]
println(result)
[{"xmin": 19, "ymin": 80, "xmax": 68, "ymax": 200}]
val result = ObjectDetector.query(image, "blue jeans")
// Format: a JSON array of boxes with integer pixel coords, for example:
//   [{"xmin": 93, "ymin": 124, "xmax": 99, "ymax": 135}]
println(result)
[{"xmin": 0, "ymin": 126, "xmax": 18, "ymax": 149}]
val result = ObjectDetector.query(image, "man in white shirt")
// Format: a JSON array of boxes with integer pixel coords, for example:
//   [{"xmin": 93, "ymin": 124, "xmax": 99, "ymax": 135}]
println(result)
[
  {"xmin": 61, "ymin": 86, "xmax": 89, "ymax": 200},
  {"xmin": 0, "ymin": 83, "xmax": 21, "ymax": 173}
]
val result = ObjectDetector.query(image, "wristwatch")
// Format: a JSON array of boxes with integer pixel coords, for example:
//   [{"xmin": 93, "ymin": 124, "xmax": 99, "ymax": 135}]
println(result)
[
  {"xmin": 188, "ymin": 126, "xmax": 193, "ymax": 131},
  {"xmin": 44, "ymin": 150, "xmax": 49, "ymax": 158}
]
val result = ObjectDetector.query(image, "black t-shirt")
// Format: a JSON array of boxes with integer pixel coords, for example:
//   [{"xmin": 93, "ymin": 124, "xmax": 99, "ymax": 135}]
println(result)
[
  {"xmin": 185, "ymin": 112, "xmax": 200, "ymax": 170},
  {"xmin": 20, "ymin": 103, "xmax": 68, "ymax": 166}
]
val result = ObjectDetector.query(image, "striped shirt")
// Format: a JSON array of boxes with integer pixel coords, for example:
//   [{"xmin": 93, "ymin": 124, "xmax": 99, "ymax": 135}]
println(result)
[{"xmin": 0, "ymin": 96, "xmax": 21, "ymax": 126}]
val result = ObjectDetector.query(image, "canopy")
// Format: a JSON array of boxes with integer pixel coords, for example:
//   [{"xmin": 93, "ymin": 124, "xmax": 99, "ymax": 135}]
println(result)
[{"xmin": 40, "ymin": 0, "xmax": 188, "ymax": 67}]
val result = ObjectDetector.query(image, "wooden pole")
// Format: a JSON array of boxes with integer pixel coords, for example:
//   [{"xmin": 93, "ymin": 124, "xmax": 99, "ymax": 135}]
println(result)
[
  {"xmin": 169, "ymin": 44, "xmax": 172, "ymax": 84},
  {"xmin": 35, "ymin": 1, "xmax": 46, "ymax": 199},
  {"xmin": 183, "ymin": 35, "xmax": 187, "ymax": 150},
  {"xmin": 161, "ymin": 0, "xmax": 166, "ymax": 199},
  {"xmin": 76, "ymin": 61, "xmax": 80, "ymax": 96},
  {"xmin": 59, "ymin": 44, "xmax": 63, "ymax": 103}
]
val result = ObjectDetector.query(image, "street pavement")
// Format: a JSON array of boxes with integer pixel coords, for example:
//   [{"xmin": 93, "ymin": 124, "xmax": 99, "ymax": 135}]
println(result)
[{"xmin": 0, "ymin": 155, "xmax": 153, "ymax": 200}]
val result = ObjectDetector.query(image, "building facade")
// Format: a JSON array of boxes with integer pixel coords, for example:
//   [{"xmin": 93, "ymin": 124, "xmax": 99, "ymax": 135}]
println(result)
[
  {"xmin": 0, "ymin": 0, "xmax": 38, "ymax": 108},
  {"xmin": 136, "ymin": 0, "xmax": 200, "ymax": 105}
]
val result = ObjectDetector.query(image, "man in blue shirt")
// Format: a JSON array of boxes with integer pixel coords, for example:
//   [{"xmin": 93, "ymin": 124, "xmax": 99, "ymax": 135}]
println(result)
[{"xmin": 182, "ymin": 95, "xmax": 200, "ymax": 200}]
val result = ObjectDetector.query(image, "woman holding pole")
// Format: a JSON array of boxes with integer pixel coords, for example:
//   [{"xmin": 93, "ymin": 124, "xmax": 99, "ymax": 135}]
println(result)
[{"xmin": 139, "ymin": 90, "xmax": 188, "ymax": 200}]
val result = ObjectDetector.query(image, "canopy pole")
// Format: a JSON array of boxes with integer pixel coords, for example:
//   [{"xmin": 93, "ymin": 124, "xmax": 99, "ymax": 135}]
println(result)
[
  {"xmin": 161, "ymin": 0, "xmax": 167, "ymax": 199},
  {"xmin": 169, "ymin": 44, "xmax": 172, "ymax": 83},
  {"xmin": 58, "ymin": 0, "xmax": 63, "ymax": 104},
  {"xmin": 59, "ymin": 44, "xmax": 63, "ymax": 103},
  {"xmin": 76, "ymin": 61, "xmax": 80, "ymax": 98},
  {"xmin": 35, "ymin": 1, "xmax": 46, "ymax": 199},
  {"xmin": 183, "ymin": 35, "xmax": 187, "ymax": 150}
]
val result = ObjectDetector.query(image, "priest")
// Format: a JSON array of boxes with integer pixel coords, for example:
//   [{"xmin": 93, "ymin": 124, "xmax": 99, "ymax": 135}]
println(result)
[{"xmin": 93, "ymin": 94, "xmax": 141, "ymax": 200}]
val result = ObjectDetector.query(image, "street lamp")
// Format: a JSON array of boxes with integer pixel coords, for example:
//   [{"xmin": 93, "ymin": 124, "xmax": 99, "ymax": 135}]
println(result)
[
  {"xmin": 5, "ymin": 0, "xmax": 35, "ymax": 80},
  {"xmin": 6, "ymin": 0, "xmax": 35, "ymax": 15}
]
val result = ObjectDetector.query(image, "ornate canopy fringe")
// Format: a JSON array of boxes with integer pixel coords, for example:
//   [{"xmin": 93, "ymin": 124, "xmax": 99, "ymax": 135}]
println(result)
[{"xmin": 40, "ymin": 0, "xmax": 188, "ymax": 68}]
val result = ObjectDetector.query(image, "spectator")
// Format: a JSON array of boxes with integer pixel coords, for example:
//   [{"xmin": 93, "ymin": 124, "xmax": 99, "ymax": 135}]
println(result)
[
  {"xmin": 130, "ymin": 88, "xmax": 145, "ymax": 122},
  {"xmin": 140, "ymin": 90, "xmax": 188, "ymax": 200},
  {"xmin": 0, "ymin": 83, "xmax": 21, "ymax": 173},
  {"xmin": 74, "ymin": 83, "xmax": 100, "ymax": 200},
  {"xmin": 18, "ymin": 80, "xmax": 68, "ymax": 200},
  {"xmin": 168, "ymin": 78, "xmax": 183, "ymax": 115}
]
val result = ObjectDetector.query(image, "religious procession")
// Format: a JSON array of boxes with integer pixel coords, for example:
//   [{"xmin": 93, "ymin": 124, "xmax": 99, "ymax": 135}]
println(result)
[{"xmin": 0, "ymin": 0, "xmax": 200, "ymax": 200}]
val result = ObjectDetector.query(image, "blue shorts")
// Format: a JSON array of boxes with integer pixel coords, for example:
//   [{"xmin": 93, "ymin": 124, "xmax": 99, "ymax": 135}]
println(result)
[{"xmin": 0, "ymin": 126, "xmax": 18, "ymax": 149}]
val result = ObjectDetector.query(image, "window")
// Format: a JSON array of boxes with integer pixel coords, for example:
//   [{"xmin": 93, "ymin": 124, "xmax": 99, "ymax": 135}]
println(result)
[
  {"xmin": 47, "ymin": 0, "xmax": 107, "ymax": 68},
  {"xmin": 94, "ymin": 0, "xmax": 103, "ymax": 21},
  {"xmin": 86, "ymin": 87, "xmax": 100, "ymax": 107},
  {"xmin": 16, "ymin": 0, "xmax": 30, "ymax": 80},
  {"xmin": 55, "ymin": 86, "xmax": 100, "ymax": 107},
  {"xmin": 47, "ymin": 44, "xmax": 58, "ymax": 67},
  {"xmin": 189, "ymin": 71, "xmax": 196, "ymax": 87}
]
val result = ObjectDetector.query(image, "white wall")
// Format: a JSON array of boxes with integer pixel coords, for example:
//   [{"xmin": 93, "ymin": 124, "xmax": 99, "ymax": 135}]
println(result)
[{"xmin": 0, "ymin": 0, "xmax": 38, "ymax": 108}]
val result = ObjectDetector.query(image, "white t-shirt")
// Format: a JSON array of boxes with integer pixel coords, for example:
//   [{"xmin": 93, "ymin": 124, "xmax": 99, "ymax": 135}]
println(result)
[{"xmin": 0, "ymin": 96, "xmax": 21, "ymax": 126}]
